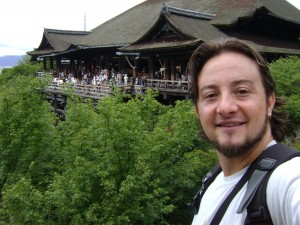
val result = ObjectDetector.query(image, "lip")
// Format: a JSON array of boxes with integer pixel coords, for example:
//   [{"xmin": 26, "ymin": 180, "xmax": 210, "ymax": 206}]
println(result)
[{"xmin": 216, "ymin": 121, "xmax": 245, "ymax": 128}]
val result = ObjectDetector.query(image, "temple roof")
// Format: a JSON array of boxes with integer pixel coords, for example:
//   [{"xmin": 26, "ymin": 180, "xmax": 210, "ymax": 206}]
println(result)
[
  {"xmin": 28, "ymin": 28, "xmax": 90, "ymax": 56},
  {"xmin": 27, "ymin": 0, "xmax": 300, "ymax": 57}
]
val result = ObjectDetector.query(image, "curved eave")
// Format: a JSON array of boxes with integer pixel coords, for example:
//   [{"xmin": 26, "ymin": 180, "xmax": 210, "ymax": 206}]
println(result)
[
  {"xmin": 254, "ymin": 44, "xmax": 300, "ymax": 55},
  {"xmin": 27, "ymin": 49, "xmax": 57, "ymax": 57},
  {"xmin": 81, "ymin": 44, "xmax": 125, "ymax": 49},
  {"xmin": 28, "ymin": 44, "xmax": 125, "ymax": 58},
  {"xmin": 120, "ymin": 39, "xmax": 202, "ymax": 53},
  {"xmin": 268, "ymin": 11, "xmax": 300, "ymax": 26},
  {"xmin": 163, "ymin": 11, "xmax": 196, "ymax": 39},
  {"xmin": 131, "ymin": 12, "xmax": 194, "ymax": 45},
  {"xmin": 35, "ymin": 33, "xmax": 55, "ymax": 51},
  {"xmin": 28, "ymin": 50, "xmax": 77, "ymax": 58},
  {"xmin": 213, "ymin": 6, "xmax": 300, "ymax": 30}
]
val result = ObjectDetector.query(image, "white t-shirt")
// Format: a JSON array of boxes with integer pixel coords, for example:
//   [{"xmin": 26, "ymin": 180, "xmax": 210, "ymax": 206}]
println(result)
[{"xmin": 191, "ymin": 157, "xmax": 300, "ymax": 225}]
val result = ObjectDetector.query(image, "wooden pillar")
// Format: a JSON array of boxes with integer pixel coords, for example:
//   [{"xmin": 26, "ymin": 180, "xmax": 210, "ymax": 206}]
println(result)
[
  {"xmin": 170, "ymin": 58, "xmax": 175, "ymax": 80},
  {"xmin": 76, "ymin": 59, "xmax": 80, "ymax": 76},
  {"xmin": 70, "ymin": 58, "xmax": 75, "ymax": 74},
  {"xmin": 134, "ymin": 58, "xmax": 139, "ymax": 79},
  {"xmin": 106, "ymin": 56, "xmax": 111, "ymax": 72},
  {"xmin": 133, "ymin": 67, "xmax": 137, "ymax": 80},
  {"xmin": 118, "ymin": 56, "xmax": 125, "ymax": 74},
  {"xmin": 165, "ymin": 59, "xmax": 170, "ymax": 80},
  {"xmin": 50, "ymin": 58, "xmax": 54, "ymax": 71},
  {"xmin": 85, "ymin": 59, "xmax": 89, "ymax": 73},
  {"xmin": 181, "ymin": 60, "xmax": 185, "ymax": 75},
  {"xmin": 148, "ymin": 56, "xmax": 154, "ymax": 79},
  {"xmin": 55, "ymin": 58, "xmax": 60, "ymax": 72},
  {"xmin": 43, "ymin": 58, "xmax": 47, "ymax": 71},
  {"xmin": 134, "ymin": 57, "xmax": 139, "ymax": 73},
  {"xmin": 96, "ymin": 56, "xmax": 101, "ymax": 73}
]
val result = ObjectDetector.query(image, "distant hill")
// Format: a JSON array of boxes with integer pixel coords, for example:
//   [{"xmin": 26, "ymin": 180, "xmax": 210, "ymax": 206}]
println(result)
[{"xmin": 0, "ymin": 55, "xmax": 23, "ymax": 67}]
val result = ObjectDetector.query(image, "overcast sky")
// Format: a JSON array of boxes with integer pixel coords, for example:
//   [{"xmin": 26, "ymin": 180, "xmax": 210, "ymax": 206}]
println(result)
[{"xmin": 0, "ymin": 0, "xmax": 299, "ymax": 57}]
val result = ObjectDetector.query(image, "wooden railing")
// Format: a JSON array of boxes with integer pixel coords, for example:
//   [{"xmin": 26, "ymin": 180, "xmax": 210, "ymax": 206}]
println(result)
[
  {"xmin": 45, "ymin": 79, "xmax": 190, "ymax": 99},
  {"xmin": 36, "ymin": 71, "xmax": 54, "ymax": 77},
  {"xmin": 145, "ymin": 79, "xmax": 190, "ymax": 91},
  {"xmin": 45, "ymin": 82, "xmax": 135, "ymax": 99}
]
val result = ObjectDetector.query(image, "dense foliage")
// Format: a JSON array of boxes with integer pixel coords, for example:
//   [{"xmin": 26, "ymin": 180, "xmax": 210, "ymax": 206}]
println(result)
[
  {"xmin": 0, "ymin": 55, "xmax": 298, "ymax": 224},
  {"xmin": 0, "ymin": 55, "xmax": 44, "ymax": 84},
  {"xmin": 0, "ymin": 73, "xmax": 216, "ymax": 224},
  {"xmin": 269, "ymin": 56, "xmax": 300, "ymax": 145}
]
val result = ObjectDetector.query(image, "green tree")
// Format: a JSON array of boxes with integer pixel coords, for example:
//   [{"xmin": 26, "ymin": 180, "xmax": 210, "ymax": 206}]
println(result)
[
  {"xmin": 0, "ymin": 75, "xmax": 63, "ymax": 224},
  {"xmin": 0, "ymin": 56, "xmax": 43, "ymax": 83},
  {"xmin": 0, "ymin": 72, "xmax": 219, "ymax": 224},
  {"xmin": 269, "ymin": 56, "xmax": 300, "ymax": 97},
  {"xmin": 269, "ymin": 56, "xmax": 300, "ymax": 133},
  {"xmin": 144, "ymin": 100, "xmax": 216, "ymax": 224}
]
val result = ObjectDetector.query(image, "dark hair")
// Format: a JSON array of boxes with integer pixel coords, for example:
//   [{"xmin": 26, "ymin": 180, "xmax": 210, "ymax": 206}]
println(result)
[{"xmin": 187, "ymin": 37, "xmax": 289, "ymax": 142}]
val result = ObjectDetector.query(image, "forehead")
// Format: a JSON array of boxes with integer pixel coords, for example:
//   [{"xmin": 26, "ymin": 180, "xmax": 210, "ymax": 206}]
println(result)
[{"xmin": 198, "ymin": 51, "xmax": 262, "ymax": 87}]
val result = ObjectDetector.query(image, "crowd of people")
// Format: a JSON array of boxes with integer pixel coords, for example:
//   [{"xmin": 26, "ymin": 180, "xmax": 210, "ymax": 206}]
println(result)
[
  {"xmin": 52, "ymin": 68, "xmax": 132, "ymax": 87},
  {"xmin": 50, "ymin": 67, "xmax": 192, "ymax": 90}
]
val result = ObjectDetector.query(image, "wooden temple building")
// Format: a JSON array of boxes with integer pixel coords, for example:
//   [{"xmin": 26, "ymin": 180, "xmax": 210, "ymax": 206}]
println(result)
[{"xmin": 27, "ymin": 0, "xmax": 300, "ymax": 81}]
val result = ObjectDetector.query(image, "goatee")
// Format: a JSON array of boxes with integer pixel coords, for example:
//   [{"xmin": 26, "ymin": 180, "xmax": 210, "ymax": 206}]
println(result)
[{"xmin": 211, "ymin": 116, "xmax": 269, "ymax": 158}]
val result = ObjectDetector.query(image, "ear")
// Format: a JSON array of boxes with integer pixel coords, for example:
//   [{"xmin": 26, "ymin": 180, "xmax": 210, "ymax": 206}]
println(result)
[{"xmin": 267, "ymin": 93, "xmax": 276, "ymax": 116}]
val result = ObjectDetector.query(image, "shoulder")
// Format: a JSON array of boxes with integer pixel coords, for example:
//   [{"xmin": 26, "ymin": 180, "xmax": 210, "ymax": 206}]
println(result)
[
  {"xmin": 267, "ymin": 156, "xmax": 300, "ymax": 225},
  {"xmin": 270, "ymin": 156, "xmax": 300, "ymax": 180},
  {"xmin": 268, "ymin": 156, "xmax": 300, "ymax": 193}
]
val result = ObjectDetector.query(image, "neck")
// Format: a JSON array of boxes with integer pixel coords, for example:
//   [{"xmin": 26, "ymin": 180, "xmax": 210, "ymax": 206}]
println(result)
[{"xmin": 217, "ymin": 137, "xmax": 274, "ymax": 176}]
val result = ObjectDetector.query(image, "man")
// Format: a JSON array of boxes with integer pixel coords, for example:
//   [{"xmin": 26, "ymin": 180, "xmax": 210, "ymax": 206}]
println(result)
[{"xmin": 188, "ymin": 38, "xmax": 300, "ymax": 225}]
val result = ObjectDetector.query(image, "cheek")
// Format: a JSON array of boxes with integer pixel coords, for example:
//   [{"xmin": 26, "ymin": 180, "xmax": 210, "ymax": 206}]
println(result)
[
  {"xmin": 245, "ymin": 101, "xmax": 267, "ymax": 119},
  {"xmin": 197, "ymin": 104, "xmax": 215, "ymax": 124}
]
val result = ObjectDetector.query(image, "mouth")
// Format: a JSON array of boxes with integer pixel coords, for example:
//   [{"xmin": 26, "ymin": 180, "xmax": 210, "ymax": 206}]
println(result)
[{"xmin": 216, "ymin": 122, "xmax": 245, "ymax": 128}]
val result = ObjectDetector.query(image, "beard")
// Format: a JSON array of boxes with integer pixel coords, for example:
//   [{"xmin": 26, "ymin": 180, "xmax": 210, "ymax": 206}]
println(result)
[{"xmin": 210, "ymin": 116, "xmax": 269, "ymax": 158}]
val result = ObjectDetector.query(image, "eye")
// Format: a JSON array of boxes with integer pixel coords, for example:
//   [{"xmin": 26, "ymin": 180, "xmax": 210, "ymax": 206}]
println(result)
[
  {"xmin": 235, "ymin": 88, "xmax": 251, "ymax": 97},
  {"xmin": 203, "ymin": 92, "xmax": 219, "ymax": 101}
]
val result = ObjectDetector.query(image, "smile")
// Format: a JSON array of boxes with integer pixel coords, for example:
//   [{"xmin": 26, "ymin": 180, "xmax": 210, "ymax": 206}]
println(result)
[{"xmin": 217, "ymin": 122, "xmax": 245, "ymax": 127}]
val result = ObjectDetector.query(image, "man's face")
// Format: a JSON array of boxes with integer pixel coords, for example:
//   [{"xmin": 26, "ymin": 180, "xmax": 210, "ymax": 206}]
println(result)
[{"xmin": 195, "ymin": 52, "xmax": 275, "ymax": 157}]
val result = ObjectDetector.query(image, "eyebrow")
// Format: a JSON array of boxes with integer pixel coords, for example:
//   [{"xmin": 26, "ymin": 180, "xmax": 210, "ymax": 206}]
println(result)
[
  {"xmin": 231, "ymin": 79, "xmax": 255, "ymax": 87},
  {"xmin": 199, "ymin": 79, "xmax": 255, "ymax": 93},
  {"xmin": 199, "ymin": 84, "xmax": 217, "ymax": 94}
]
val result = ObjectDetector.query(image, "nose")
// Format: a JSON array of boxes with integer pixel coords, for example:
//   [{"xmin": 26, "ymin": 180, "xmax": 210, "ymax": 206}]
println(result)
[{"xmin": 216, "ymin": 94, "xmax": 238, "ymax": 116}]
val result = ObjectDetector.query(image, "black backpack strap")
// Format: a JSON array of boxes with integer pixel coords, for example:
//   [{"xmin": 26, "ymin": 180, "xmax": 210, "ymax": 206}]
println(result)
[
  {"xmin": 209, "ymin": 158, "xmax": 260, "ymax": 225},
  {"xmin": 189, "ymin": 164, "xmax": 222, "ymax": 215},
  {"xmin": 236, "ymin": 158, "xmax": 276, "ymax": 214},
  {"xmin": 190, "ymin": 143, "xmax": 300, "ymax": 225},
  {"xmin": 239, "ymin": 143, "xmax": 300, "ymax": 225}
]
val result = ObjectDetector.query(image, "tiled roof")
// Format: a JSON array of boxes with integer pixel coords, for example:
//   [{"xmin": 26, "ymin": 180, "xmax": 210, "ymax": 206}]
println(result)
[
  {"xmin": 208, "ymin": 0, "xmax": 300, "ymax": 27},
  {"xmin": 162, "ymin": 4, "xmax": 215, "ymax": 20},
  {"xmin": 27, "ymin": 28, "xmax": 90, "ymax": 56},
  {"xmin": 121, "ymin": 12, "xmax": 226, "ymax": 52},
  {"xmin": 28, "ymin": 0, "xmax": 300, "ymax": 56},
  {"xmin": 44, "ymin": 28, "xmax": 90, "ymax": 35}
]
